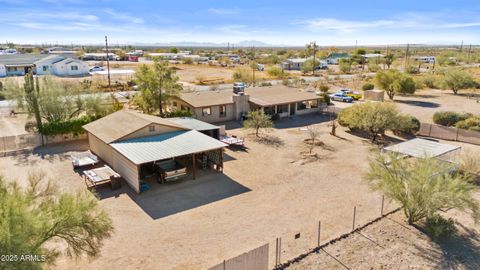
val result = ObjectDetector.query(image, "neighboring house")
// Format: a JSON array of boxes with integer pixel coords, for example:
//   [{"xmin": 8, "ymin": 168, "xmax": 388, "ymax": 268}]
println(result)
[
  {"xmin": 83, "ymin": 110, "xmax": 227, "ymax": 193},
  {"xmin": 281, "ymin": 58, "xmax": 307, "ymax": 70},
  {"xmin": 325, "ymin": 52, "xmax": 350, "ymax": 64},
  {"xmin": 0, "ymin": 54, "xmax": 89, "ymax": 77},
  {"xmin": 82, "ymin": 53, "xmax": 120, "ymax": 61},
  {"xmin": 171, "ymin": 85, "xmax": 323, "ymax": 123},
  {"xmin": 282, "ymin": 58, "xmax": 328, "ymax": 70}
]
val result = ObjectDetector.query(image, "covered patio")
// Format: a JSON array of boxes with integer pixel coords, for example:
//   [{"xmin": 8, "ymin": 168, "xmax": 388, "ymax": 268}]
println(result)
[{"xmin": 110, "ymin": 130, "xmax": 227, "ymax": 193}]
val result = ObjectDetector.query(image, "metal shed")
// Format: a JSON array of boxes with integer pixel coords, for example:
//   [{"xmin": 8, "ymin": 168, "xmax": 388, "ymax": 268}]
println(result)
[{"xmin": 384, "ymin": 138, "xmax": 461, "ymax": 162}]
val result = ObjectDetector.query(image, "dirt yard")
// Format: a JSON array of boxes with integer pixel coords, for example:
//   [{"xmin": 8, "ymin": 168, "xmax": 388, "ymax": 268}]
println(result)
[
  {"xmin": 0, "ymin": 115, "xmax": 403, "ymax": 270},
  {"xmin": 0, "ymin": 114, "xmax": 479, "ymax": 270}
]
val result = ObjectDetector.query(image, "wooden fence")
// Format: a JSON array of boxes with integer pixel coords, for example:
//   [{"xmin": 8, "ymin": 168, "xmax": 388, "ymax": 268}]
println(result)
[
  {"xmin": 209, "ymin": 244, "xmax": 269, "ymax": 270},
  {"xmin": 418, "ymin": 123, "xmax": 480, "ymax": 145}
]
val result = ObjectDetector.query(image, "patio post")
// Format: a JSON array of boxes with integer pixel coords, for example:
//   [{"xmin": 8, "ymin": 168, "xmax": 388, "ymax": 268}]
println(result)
[{"xmin": 192, "ymin": 153, "xmax": 196, "ymax": 180}]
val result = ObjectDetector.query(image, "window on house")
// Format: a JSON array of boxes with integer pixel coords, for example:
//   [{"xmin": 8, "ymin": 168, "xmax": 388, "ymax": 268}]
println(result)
[
  {"xmin": 149, "ymin": 125, "xmax": 155, "ymax": 132},
  {"xmin": 172, "ymin": 101, "xmax": 177, "ymax": 108},
  {"xmin": 309, "ymin": 100, "xmax": 319, "ymax": 108},
  {"xmin": 202, "ymin": 107, "xmax": 211, "ymax": 116},
  {"xmin": 42, "ymin": 66, "xmax": 48, "ymax": 71},
  {"xmin": 71, "ymin": 66, "xmax": 78, "ymax": 71},
  {"xmin": 219, "ymin": 105, "xmax": 226, "ymax": 117}
]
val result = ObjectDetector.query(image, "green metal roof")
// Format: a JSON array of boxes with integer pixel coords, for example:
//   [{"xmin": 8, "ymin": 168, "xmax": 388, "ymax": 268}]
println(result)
[
  {"xmin": 168, "ymin": 117, "xmax": 219, "ymax": 131},
  {"xmin": 110, "ymin": 130, "xmax": 227, "ymax": 165}
]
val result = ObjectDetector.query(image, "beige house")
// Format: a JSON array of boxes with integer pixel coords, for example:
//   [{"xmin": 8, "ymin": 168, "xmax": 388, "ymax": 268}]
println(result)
[
  {"xmin": 83, "ymin": 110, "xmax": 227, "ymax": 193},
  {"xmin": 172, "ymin": 85, "xmax": 322, "ymax": 123}
]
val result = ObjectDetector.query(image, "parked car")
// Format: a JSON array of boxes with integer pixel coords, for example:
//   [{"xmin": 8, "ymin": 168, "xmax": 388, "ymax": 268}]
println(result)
[
  {"xmin": 257, "ymin": 64, "xmax": 265, "ymax": 71},
  {"xmin": 89, "ymin": 66, "xmax": 104, "ymax": 72},
  {"xmin": 340, "ymin": 89, "xmax": 362, "ymax": 100},
  {"xmin": 330, "ymin": 92, "xmax": 354, "ymax": 102}
]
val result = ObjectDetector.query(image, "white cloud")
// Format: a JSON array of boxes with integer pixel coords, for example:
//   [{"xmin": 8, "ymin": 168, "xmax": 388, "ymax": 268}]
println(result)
[
  {"xmin": 206, "ymin": 8, "xmax": 239, "ymax": 15},
  {"xmin": 298, "ymin": 13, "xmax": 480, "ymax": 33},
  {"xmin": 104, "ymin": 9, "xmax": 144, "ymax": 24}
]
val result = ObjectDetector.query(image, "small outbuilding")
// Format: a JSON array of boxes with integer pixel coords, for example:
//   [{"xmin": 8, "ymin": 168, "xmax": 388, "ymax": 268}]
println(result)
[
  {"xmin": 384, "ymin": 138, "xmax": 461, "ymax": 162},
  {"xmin": 83, "ymin": 110, "xmax": 227, "ymax": 193}
]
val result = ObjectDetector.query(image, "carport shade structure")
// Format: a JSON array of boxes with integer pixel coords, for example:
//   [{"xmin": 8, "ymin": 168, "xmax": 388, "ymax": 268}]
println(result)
[
  {"xmin": 383, "ymin": 138, "xmax": 461, "ymax": 161},
  {"xmin": 110, "ymin": 130, "xmax": 227, "ymax": 165}
]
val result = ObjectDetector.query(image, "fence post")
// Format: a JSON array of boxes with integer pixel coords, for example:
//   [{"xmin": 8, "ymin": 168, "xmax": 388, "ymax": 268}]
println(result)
[
  {"xmin": 278, "ymin": 237, "xmax": 282, "ymax": 265},
  {"xmin": 455, "ymin": 127, "xmax": 460, "ymax": 141},
  {"xmin": 275, "ymin": 238, "xmax": 278, "ymax": 266},
  {"xmin": 428, "ymin": 123, "xmax": 432, "ymax": 137},
  {"xmin": 381, "ymin": 196, "xmax": 384, "ymax": 216},
  {"xmin": 223, "ymin": 259, "xmax": 226, "ymax": 270},
  {"xmin": 352, "ymin": 206, "xmax": 357, "ymax": 231},
  {"xmin": 317, "ymin": 221, "xmax": 321, "ymax": 247}
]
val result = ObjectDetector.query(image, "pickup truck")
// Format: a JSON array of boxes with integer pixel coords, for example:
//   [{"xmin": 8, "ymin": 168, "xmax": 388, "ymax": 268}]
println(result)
[{"xmin": 156, "ymin": 159, "xmax": 187, "ymax": 183}]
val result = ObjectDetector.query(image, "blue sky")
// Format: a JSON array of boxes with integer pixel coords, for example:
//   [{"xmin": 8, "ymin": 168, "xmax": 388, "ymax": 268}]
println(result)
[{"xmin": 1, "ymin": 0, "xmax": 480, "ymax": 46}]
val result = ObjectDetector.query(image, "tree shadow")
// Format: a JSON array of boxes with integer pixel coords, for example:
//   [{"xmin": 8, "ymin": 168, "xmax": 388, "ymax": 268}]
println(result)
[
  {"xmin": 344, "ymin": 130, "xmax": 404, "ymax": 146},
  {"xmin": 273, "ymin": 114, "xmax": 332, "ymax": 129},
  {"xmin": 252, "ymin": 134, "xmax": 284, "ymax": 148},
  {"xmin": 13, "ymin": 140, "xmax": 89, "ymax": 166},
  {"xmin": 412, "ymin": 223, "xmax": 480, "ymax": 269},
  {"xmin": 395, "ymin": 99, "xmax": 440, "ymax": 108}
]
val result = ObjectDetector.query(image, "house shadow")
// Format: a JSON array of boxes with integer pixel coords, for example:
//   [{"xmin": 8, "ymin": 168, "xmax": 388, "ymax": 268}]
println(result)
[
  {"xmin": 96, "ymin": 171, "xmax": 251, "ymax": 220},
  {"xmin": 273, "ymin": 114, "xmax": 331, "ymax": 129},
  {"xmin": 412, "ymin": 223, "xmax": 480, "ymax": 269},
  {"xmin": 395, "ymin": 99, "xmax": 440, "ymax": 108}
]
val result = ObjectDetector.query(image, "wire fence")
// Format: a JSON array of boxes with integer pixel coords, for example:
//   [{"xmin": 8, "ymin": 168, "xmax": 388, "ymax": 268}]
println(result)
[
  {"xmin": 208, "ymin": 197, "xmax": 400, "ymax": 270},
  {"xmin": 418, "ymin": 123, "xmax": 480, "ymax": 145}
]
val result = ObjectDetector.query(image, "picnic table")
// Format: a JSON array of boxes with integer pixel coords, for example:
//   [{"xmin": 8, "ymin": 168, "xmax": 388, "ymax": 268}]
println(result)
[
  {"xmin": 220, "ymin": 135, "xmax": 245, "ymax": 147},
  {"xmin": 83, "ymin": 165, "xmax": 122, "ymax": 190},
  {"xmin": 71, "ymin": 152, "xmax": 98, "ymax": 168}
]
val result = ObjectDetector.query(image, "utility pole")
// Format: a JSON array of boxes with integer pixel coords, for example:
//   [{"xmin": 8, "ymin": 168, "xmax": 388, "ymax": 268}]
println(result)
[
  {"xmin": 460, "ymin": 40, "xmax": 464, "ymax": 52},
  {"xmin": 105, "ymin": 35, "xmax": 111, "ymax": 89},
  {"xmin": 355, "ymin": 40, "xmax": 358, "ymax": 50}
]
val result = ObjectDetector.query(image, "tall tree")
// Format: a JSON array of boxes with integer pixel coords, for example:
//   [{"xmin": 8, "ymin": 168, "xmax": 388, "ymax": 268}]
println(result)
[
  {"xmin": 0, "ymin": 174, "xmax": 113, "ymax": 269},
  {"xmin": 384, "ymin": 53, "xmax": 395, "ymax": 69},
  {"xmin": 134, "ymin": 59, "xmax": 182, "ymax": 114},
  {"xmin": 24, "ymin": 72, "xmax": 43, "ymax": 131},
  {"xmin": 364, "ymin": 152, "xmax": 480, "ymax": 225}
]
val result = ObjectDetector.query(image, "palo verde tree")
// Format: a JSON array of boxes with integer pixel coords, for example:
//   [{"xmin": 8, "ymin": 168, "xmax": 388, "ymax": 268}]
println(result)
[
  {"xmin": 364, "ymin": 152, "xmax": 480, "ymax": 225},
  {"xmin": 0, "ymin": 173, "xmax": 113, "ymax": 269},
  {"xmin": 442, "ymin": 69, "xmax": 476, "ymax": 95},
  {"xmin": 134, "ymin": 58, "xmax": 182, "ymax": 114},
  {"xmin": 337, "ymin": 102, "xmax": 400, "ymax": 142},
  {"xmin": 243, "ymin": 110, "xmax": 273, "ymax": 137},
  {"xmin": 374, "ymin": 69, "xmax": 416, "ymax": 100}
]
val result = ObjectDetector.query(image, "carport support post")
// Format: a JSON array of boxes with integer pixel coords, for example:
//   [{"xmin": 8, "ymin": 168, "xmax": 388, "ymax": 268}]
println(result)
[{"xmin": 192, "ymin": 153, "xmax": 196, "ymax": 180}]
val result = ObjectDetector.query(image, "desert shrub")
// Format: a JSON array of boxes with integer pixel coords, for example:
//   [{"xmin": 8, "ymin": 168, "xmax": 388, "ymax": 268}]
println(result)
[
  {"xmin": 319, "ymin": 84, "xmax": 329, "ymax": 93},
  {"xmin": 455, "ymin": 116, "xmax": 480, "ymax": 131},
  {"xmin": 182, "ymin": 57, "xmax": 193, "ymax": 64},
  {"xmin": 392, "ymin": 115, "xmax": 420, "ymax": 135},
  {"xmin": 259, "ymin": 81, "xmax": 273, "ymax": 87},
  {"xmin": 367, "ymin": 63, "xmax": 380, "ymax": 72},
  {"xmin": 266, "ymin": 66, "xmax": 284, "ymax": 78},
  {"xmin": 232, "ymin": 67, "xmax": 253, "ymax": 83},
  {"xmin": 433, "ymin": 111, "xmax": 473, "ymax": 126},
  {"xmin": 362, "ymin": 83, "xmax": 374, "ymax": 91},
  {"xmin": 405, "ymin": 65, "xmax": 420, "ymax": 74},
  {"xmin": 424, "ymin": 215, "xmax": 457, "ymax": 239},
  {"xmin": 420, "ymin": 74, "xmax": 441, "ymax": 89}
]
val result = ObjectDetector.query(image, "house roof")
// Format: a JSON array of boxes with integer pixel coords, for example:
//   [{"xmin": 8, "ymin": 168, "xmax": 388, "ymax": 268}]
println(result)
[
  {"xmin": 34, "ymin": 55, "xmax": 65, "ymax": 65},
  {"xmin": 384, "ymin": 138, "xmax": 461, "ymax": 159},
  {"xmin": 0, "ymin": 54, "xmax": 47, "ymax": 66},
  {"xmin": 328, "ymin": 53, "xmax": 349, "ymax": 59},
  {"xmin": 83, "ymin": 110, "xmax": 187, "ymax": 144},
  {"xmin": 110, "ymin": 130, "xmax": 227, "ymax": 164},
  {"xmin": 168, "ymin": 117, "xmax": 219, "ymax": 131},
  {"xmin": 285, "ymin": 58, "xmax": 308, "ymax": 63},
  {"xmin": 180, "ymin": 90, "xmax": 234, "ymax": 108},
  {"xmin": 246, "ymin": 85, "xmax": 320, "ymax": 107}
]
